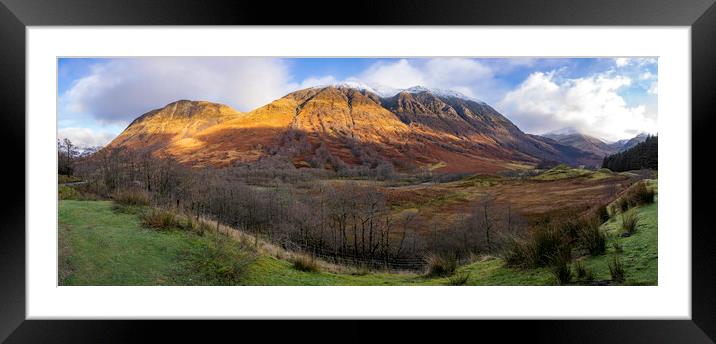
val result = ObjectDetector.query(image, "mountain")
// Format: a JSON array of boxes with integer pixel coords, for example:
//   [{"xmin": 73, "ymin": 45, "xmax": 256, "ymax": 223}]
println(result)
[
  {"xmin": 543, "ymin": 130, "xmax": 616, "ymax": 158},
  {"xmin": 107, "ymin": 100, "xmax": 242, "ymax": 159},
  {"xmin": 610, "ymin": 132, "xmax": 650, "ymax": 152},
  {"xmin": 602, "ymin": 135, "xmax": 657, "ymax": 172},
  {"xmin": 543, "ymin": 129, "xmax": 651, "ymax": 158},
  {"xmin": 103, "ymin": 85, "xmax": 602, "ymax": 173}
]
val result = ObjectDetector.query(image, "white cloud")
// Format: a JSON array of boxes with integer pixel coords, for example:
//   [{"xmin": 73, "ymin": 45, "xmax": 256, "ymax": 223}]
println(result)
[
  {"xmin": 614, "ymin": 57, "xmax": 657, "ymax": 68},
  {"xmin": 358, "ymin": 59, "xmax": 427, "ymax": 89},
  {"xmin": 423, "ymin": 58, "xmax": 493, "ymax": 86},
  {"xmin": 615, "ymin": 58, "xmax": 631, "ymax": 67},
  {"xmin": 648, "ymin": 82, "xmax": 658, "ymax": 95},
  {"xmin": 498, "ymin": 71, "xmax": 657, "ymax": 141},
  {"xmin": 639, "ymin": 71, "xmax": 655, "ymax": 80},
  {"xmin": 58, "ymin": 127, "xmax": 116, "ymax": 148},
  {"xmin": 60, "ymin": 57, "xmax": 295, "ymax": 125},
  {"xmin": 353, "ymin": 58, "xmax": 501, "ymax": 102},
  {"xmin": 293, "ymin": 75, "xmax": 338, "ymax": 89}
]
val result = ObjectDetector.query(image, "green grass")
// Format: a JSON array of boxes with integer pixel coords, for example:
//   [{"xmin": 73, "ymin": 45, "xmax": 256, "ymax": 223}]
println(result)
[
  {"xmin": 59, "ymin": 174, "xmax": 82, "ymax": 184},
  {"xmin": 532, "ymin": 165, "xmax": 593, "ymax": 181},
  {"xmin": 457, "ymin": 174, "xmax": 502, "ymax": 187},
  {"xmin": 589, "ymin": 168, "xmax": 617, "ymax": 180},
  {"xmin": 58, "ymin": 185, "xmax": 82, "ymax": 200},
  {"xmin": 59, "ymin": 201, "xmax": 254, "ymax": 285},
  {"xmin": 570, "ymin": 180, "xmax": 657, "ymax": 285},
  {"xmin": 581, "ymin": 202, "xmax": 657, "ymax": 285},
  {"xmin": 59, "ymin": 197, "xmax": 656, "ymax": 286}
]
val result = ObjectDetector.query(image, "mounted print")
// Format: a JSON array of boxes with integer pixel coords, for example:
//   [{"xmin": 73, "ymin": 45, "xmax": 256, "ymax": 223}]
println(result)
[
  {"xmin": 57, "ymin": 57, "xmax": 658, "ymax": 286},
  {"xmin": 3, "ymin": 0, "xmax": 713, "ymax": 339}
]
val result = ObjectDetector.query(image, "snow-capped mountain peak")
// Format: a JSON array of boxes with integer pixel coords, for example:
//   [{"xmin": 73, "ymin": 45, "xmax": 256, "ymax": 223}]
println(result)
[
  {"xmin": 402, "ymin": 86, "xmax": 484, "ymax": 103},
  {"xmin": 311, "ymin": 81, "xmax": 483, "ymax": 103}
]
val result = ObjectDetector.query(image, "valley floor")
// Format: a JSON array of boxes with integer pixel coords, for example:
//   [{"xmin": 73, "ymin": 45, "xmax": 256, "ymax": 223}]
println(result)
[{"xmin": 59, "ymin": 195, "xmax": 657, "ymax": 286}]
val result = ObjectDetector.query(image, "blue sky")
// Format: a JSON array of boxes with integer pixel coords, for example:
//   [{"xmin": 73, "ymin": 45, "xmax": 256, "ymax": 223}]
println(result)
[{"xmin": 58, "ymin": 57, "xmax": 658, "ymax": 147}]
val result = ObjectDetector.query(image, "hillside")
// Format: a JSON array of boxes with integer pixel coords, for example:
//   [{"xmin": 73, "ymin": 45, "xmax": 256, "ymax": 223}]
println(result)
[
  {"xmin": 543, "ymin": 132, "xmax": 616, "ymax": 158},
  {"xmin": 602, "ymin": 135, "xmax": 658, "ymax": 172},
  {"xmin": 611, "ymin": 132, "xmax": 650, "ymax": 152},
  {"xmin": 102, "ymin": 85, "xmax": 602, "ymax": 173},
  {"xmin": 543, "ymin": 130, "xmax": 650, "ymax": 160},
  {"xmin": 108, "ymin": 100, "xmax": 241, "ymax": 152},
  {"xmin": 58, "ymin": 192, "xmax": 657, "ymax": 286}
]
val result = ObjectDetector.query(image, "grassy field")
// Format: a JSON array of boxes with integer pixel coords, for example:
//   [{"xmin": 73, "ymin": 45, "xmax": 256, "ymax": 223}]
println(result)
[
  {"xmin": 59, "ymin": 201, "xmax": 254, "ymax": 285},
  {"xmin": 384, "ymin": 167, "xmax": 635, "ymax": 231},
  {"xmin": 530, "ymin": 165, "xmax": 631, "ymax": 182},
  {"xmin": 59, "ymin": 185, "xmax": 657, "ymax": 286},
  {"xmin": 586, "ymin": 202, "xmax": 658, "ymax": 285},
  {"xmin": 594, "ymin": 181, "xmax": 658, "ymax": 285},
  {"xmin": 531, "ymin": 165, "xmax": 594, "ymax": 181}
]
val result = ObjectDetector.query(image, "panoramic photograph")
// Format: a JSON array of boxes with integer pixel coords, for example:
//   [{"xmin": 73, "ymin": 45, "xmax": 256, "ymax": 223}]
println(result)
[{"xmin": 57, "ymin": 57, "xmax": 658, "ymax": 286}]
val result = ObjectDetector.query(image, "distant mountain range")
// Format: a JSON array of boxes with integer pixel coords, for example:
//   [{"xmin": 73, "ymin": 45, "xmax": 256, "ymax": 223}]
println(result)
[
  {"xmin": 543, "ymin": 129, "xmax": 649, "ymax": 158},
  {"xmin": 103, "ymin": 85, "xmax": 648, "ymax": 173}
]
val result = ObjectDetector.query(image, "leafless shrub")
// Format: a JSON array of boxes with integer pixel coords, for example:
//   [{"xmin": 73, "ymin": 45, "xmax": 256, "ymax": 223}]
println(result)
[
  {"xmin": 424, "ymin": 253, "xmax": 458, "ymax": 277},
  {"xmin": 112, "ymin": 189, "xmax": 150, "ymax": 206}
]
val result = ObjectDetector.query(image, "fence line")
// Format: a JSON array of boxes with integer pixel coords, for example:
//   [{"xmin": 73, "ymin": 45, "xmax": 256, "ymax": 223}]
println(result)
[{"xmin": 279, "ymin": 240, "xmax": 471, "ymax": 271}]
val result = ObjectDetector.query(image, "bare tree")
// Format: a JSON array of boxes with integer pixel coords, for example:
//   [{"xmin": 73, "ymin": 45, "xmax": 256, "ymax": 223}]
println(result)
[
  {"xmin": 395, "ymin": 209, "xmax": 418, "ymax": 258},
  {"xmin": 480, "ymin": 192, "xmax": 495, "ymax": 251}
]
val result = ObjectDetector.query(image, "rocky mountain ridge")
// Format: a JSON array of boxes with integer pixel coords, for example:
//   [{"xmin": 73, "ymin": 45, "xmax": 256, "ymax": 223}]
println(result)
[{"xmin": 105, "ymin": 85, "xmax": 604, "ymax": 172}]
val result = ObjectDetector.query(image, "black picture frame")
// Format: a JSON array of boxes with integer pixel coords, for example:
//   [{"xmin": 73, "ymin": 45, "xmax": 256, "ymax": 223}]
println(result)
[{"xmin": 1, "ymin": 0, "xmax": 714, "ymax": 342}]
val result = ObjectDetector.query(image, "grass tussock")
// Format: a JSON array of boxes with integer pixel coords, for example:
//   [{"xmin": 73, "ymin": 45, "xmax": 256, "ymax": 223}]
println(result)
[
  {"xmin": 112, "ymin": 189, "xmax": 150, "ymax": 207},
  {"xmin": 594, "ymin": 204, "xmax": 610, "ymax": 223},
  {"xmin": 505, "ymin": 211, "xmax": 607, "ymax": 278},
  {"xmin": 614, "ymin": 181, "xmax": 655, "ymax": 214},
  {"xmin": 140, "ymin": 208, "xmax": 180, "ymax": 230},
  {"xmin": 579, "ymin": 215, "xmax": 607, "ymax": 256},
  {"xmin": 630, "ymin": 182, "xmax": 656, "ymax": 205},
  {"xmin": 504, "ymin": 224, "xmax": 568, "ymax": 269},
  {"xmin": 446, "ymin": 271, "xmax": 470, "ymax": 286},
  {"xmin": 350, "ymin": 265, "xmax": 371, "ymax": 276},
  {"xmin": 573, "ymin": 260, "xmax": 595, "ymax": 282},
  {"xmin": 138, "ymin": 206, "xmax": 216, "ymax": 236},
  {"xmin": 574, "ymin": 260, "xmax": 586, "ymax": 279},
  {"xmin": 183, "ymin": 216, "xmax": 214, "ymax": 236},
  {"xmin": 424, "ymin": 253, "xmax": 458, "ymax": 277},
  {"xmin": 621, "ymin": 212, "xmax": 640, "ymax": 235},
  {"xmin": 503, "ymin": 236, "xmax": 538, "ymax": 268},
  {"xmin": 609, "ymin": 257, "xmax": 626, "ymax": 284},
  {"xmin": 549, "ymin": 246, "xmax": 572, "ymax": 285},
  {"xmin": 292, "ymin": 255, "xmax": 320, "ymax": 273},
  {"xmin": 551, "ymin": 264, "xmax": 572, "ymax": 285},
  {"xmin": 181, "ymin": 234, "xmax": 256, "ymax": 285},
  {"xmin": 612, "ymin": 239, "xmax": 623, "ymax": 253}
]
